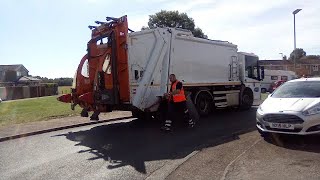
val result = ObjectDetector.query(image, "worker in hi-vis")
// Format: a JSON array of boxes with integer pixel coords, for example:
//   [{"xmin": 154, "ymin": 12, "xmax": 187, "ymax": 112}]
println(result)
[{"xmin": 161, "ymin": 74, "xmax": 195, "ymax": 131}]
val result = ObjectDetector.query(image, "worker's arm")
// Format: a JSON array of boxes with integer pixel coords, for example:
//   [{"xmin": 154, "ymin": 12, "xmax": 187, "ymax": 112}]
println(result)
[
  {"xmin": 170, "ymin": 82, "xmax": 183, "ymax": 95},
  {"xmin": 171, "ymin": 89, "xmax": 181, "ymax": 95}
]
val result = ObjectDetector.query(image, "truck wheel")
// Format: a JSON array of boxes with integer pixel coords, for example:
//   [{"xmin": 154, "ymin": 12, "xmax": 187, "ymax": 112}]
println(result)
[
  {"xmin": 261, "ymin": 88, "xmax": 267, "ymax": 93},
  {"xmin": 240, "ymin": 88, "xmax": 253, "ymax": 110},
  {"xmin": 194, "ymin": 91, "xmax": 213, "ymax": 116}
]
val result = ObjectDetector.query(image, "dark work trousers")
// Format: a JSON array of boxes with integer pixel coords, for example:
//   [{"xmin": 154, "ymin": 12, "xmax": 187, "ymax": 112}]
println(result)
[{"xmin": 164, "ymin": 101, "xmax": 194, "ymax": 129}]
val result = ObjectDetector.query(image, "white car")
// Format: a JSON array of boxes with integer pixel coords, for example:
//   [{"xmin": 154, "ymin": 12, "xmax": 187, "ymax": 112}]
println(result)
[{"xmin": 257, "ymin": 78, "xmax": 320, "ymax": 135}]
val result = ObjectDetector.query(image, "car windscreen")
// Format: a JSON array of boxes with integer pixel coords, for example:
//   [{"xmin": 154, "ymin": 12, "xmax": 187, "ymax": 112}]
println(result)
[{"xmin": 272, "ymin": 81, "xmax": 320, "ymax": 98}]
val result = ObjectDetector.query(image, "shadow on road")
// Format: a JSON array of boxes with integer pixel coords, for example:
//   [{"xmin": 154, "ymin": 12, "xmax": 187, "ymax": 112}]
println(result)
[
  {"xmin": 264, "ymin": 133, "xmax": 320, "ymax": 153},
  {"xmin": 54, "ymin": 108, "xmax": 257, "ymax": 174}
]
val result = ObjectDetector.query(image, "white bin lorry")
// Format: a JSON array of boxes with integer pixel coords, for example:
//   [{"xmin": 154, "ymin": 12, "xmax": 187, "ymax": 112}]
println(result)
[{"xmin": 58, "ymin": 16, "xmax": 264, "ymax": 118}]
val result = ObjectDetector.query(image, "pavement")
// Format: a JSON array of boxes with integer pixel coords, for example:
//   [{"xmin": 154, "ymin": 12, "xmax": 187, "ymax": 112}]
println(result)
[
  {"xmin": 168, "ymin": 132, "xmax": 320, "ymax": 180},
  {"xmin": 0, "ymin": 111, "xmax": 132, "ymax": 142}
]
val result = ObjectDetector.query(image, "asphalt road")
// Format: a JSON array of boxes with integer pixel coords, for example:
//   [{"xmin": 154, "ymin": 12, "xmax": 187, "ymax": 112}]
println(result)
[
  {"xmin": 0, "ymin": 107, "xmax": 256, "ymax": 180},
  {"xmin": 1, "ymin": 107, "xmax": 319, "ymax": 180}
]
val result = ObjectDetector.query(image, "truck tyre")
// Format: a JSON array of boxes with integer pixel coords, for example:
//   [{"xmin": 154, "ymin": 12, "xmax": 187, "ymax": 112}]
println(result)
[
  {"xmin": 261, "ymin": 88, "xmax": 267, "ymax": 93},
  {"xmin": 194, "ymin": 90, "xmax": 213, "ymax": 116},
  {"xmin": 240, "ymin": 88, "xmax": 253, "ymax": 110}
]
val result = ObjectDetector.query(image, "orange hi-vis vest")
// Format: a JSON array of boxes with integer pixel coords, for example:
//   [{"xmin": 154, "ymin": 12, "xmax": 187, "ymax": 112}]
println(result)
[{"xmin": 170, "ymin": 80, "xmax": 186, "ymax": 103}]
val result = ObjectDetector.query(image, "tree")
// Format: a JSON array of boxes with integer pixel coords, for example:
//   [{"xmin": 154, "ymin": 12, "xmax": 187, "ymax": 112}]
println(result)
[
  {"xmin": 32, "ymin": 76, "xmax": 73, "ymax": 86},
  {"xmin": 147, "ymin": 10, "xmax": 207, "ymax": 38},
  {"xmin": 283, "ymin": 55, "xmax": 287, "ymax": 60},
  {"xmin": 289, "ymin": 48, "xmax": 306, "ymax": 60},
  {"xmin": 141, "ymin": 26, "xmax": 150, "ymax": 31}
]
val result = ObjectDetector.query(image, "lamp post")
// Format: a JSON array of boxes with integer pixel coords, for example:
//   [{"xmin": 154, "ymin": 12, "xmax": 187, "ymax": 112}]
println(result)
[
  {"xmin": 279, "ymin": 53, "xmax": 283, "ymax": 59},
  {"xmin": 293, "ymin": 9, "xmax": 302, "ymax": 73}
]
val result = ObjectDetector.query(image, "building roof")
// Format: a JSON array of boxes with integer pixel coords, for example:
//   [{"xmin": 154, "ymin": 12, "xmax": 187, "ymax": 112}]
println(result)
[
  {"xmin": 259, "ymin": 59, "xmax": 320, "ymax": 66},
  {"xmin": 0, "ymin": 64, "xmax": 29, "ymax": 72},
  {"xmin": 259, "ymin": 60, "xmax": 293, "ymax": 65},
  {"xmin": 297, "ymin": 58, "xmax": 320, "ymax": 64},
  {"xmin": 18, "ymin": 76, "xmax": 41, "ymax": 82}
]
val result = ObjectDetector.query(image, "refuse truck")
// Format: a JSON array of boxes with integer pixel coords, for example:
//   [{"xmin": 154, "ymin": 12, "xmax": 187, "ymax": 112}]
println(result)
[{"xmin": 58, "ymin": 15, "xmax": 264, "ymax": 119}]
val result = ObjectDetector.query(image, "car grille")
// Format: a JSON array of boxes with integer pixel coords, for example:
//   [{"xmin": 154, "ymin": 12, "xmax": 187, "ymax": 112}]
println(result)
[{"xmin": 263, "ymin": 114, "xmax": 304, "ymax": 124}]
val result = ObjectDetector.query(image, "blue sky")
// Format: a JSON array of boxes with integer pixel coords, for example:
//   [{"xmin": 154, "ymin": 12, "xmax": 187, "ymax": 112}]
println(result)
[{"xmin": 0, "ymin": 0, "xmax": 319, "ymax": 78}]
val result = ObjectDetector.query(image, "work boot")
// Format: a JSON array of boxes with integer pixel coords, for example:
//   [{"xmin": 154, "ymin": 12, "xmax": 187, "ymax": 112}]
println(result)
[
  {"xmin": 161, "ymin": 119, "xmax": 172, "ymax": 132},
  {"xmin": 90, "ymin": 112, "xmax": 99, "ymax": 121},
  {"xmin": 160, "ymin": 126, "xmax": 171, "ymax": 132},
  {"xmin": 188, "ymin": 119, "xmax": 195, "ymax": 129},
  {"xmin": 80, "ymin": 109, "xmax": 89, "ymax": 117}
]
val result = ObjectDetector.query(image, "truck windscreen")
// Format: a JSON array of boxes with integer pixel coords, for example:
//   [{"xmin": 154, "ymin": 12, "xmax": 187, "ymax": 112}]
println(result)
[{"xmin": 245, "ymin": 55, "xmax": 259, "ymax": 80}]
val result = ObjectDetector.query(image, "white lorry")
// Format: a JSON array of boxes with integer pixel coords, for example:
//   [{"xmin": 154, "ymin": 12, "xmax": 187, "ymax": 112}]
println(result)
[
  {"xmin": 260, "ymin": 70, "xmax": 297, "ymax": 93},
  {"xmin": 128, "ymin": 28, "xmax": 263, "ymax": 116},
  {"xmin": 59, "ymin": 16, "xmax": 264, "ymax": 118}
]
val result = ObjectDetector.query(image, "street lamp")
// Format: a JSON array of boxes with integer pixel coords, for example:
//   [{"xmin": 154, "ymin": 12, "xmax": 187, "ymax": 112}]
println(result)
[
  {"xmin": 279, "ymin": 53, "xmax": 283, "ymax": 59},
  {"xmin": 293, "ymin": 8, "xmax": 302, "ymax": 73}
]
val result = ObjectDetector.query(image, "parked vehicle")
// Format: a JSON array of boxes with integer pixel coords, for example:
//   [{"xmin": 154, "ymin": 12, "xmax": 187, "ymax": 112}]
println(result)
[
  {"xmin": 58, "ymin": 15, "xmax": 264, "ymax": 119},
  {"xmin": 268, "ymin": 80, "xmax": 286, "ymax": 93},
  {"xmin": 257, "ymin": 78, "xmax": 320, "ymax": 135},
  {"xmin": 260, "ymin": 70, "xmax": 297, "ymax": 93}
]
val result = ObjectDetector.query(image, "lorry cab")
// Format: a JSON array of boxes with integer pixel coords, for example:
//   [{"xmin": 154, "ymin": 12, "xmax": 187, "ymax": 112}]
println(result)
[{"xmin": 237, "ymin": 52, "xmax": 264, "ymax": 102}]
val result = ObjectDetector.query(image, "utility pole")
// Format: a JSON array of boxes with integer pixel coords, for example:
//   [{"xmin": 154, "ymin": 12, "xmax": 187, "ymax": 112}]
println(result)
[{"xmin": 293, "ymin": 9, "xmax": 302, "ymax": 73}]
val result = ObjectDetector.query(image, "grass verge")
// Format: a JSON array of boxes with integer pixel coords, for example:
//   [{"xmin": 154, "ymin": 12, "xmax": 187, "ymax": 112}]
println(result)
[
  {"xmin": 0, "ymin": 96, "xmax": 81, "ymax": 127},
  {"xmin": 261, "ymin": 93, "xmax": 269, "ymax": 101}
]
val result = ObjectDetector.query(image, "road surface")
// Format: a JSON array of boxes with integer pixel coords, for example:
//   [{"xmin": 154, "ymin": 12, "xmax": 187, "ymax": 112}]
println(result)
[{"xmin": 1, "ymin": 107, "xmax": 319, "ymax": 180}]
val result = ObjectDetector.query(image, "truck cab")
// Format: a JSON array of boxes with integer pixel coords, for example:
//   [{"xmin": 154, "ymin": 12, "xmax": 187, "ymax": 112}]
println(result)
[{"xmin": 238, "ymin": 52, "xmax": 264, "ymax": 103}]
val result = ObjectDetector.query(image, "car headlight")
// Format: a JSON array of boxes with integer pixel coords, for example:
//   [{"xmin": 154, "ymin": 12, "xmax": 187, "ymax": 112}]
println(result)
[
  {"xmin": 257, "ymin": 105, "xmax": 264, "ymax": 114},
  {"xmin": 302, "ymin": 103, "xmax": 320, "ymax": 116}
]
